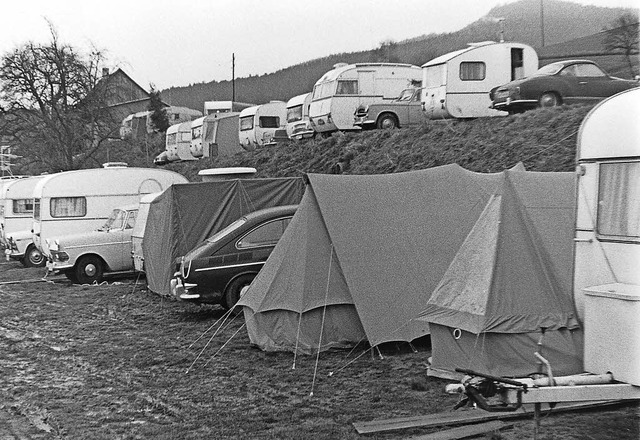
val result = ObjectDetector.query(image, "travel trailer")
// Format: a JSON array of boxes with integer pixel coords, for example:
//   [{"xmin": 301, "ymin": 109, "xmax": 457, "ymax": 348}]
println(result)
[
  {"xmin": 2, "ymin": 175, "xmax": 46, "ymax": 266},
  {"xmin": 166, "ymin": 121, "xmax": 197, "ymax": 162},
  {"xmin": 238, "ymin": 101, "xmax": 287, "ymax": 150},
  {"xmin": 120, "ymin": 106, "xmax": 201, "ymax": 140},
  {"xmin": 203, "ymin": 100, "xmax": 254, "ymax": 115},
  {"xmin": 190, "ymin": 113, "xmax": 244, "ymax": 159},
  {"xmin": 31, "ymin": 164, "xmax": 188, "ymax": 267},
  {"xmin": 421, "ymin": 41, "xmax": 538, "ymax": 119},
  {"xmin": 285, "ymin": 93, "xmax": 315, "ymax": 140},
  {"xmin": 308, "ymin": 62, "xmax": 422, "ymax": 133}
]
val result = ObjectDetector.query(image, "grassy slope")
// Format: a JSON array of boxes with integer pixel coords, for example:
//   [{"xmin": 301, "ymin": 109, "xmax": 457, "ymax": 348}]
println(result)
[{"xmin": 165, "ymin": 104, "xmax": 594, "ymax": 182}]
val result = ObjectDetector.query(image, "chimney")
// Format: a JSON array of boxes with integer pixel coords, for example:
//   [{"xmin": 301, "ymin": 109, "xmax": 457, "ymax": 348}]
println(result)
[{"xmin": 102, "ymin": 67, "xmax": 109, "ymax": 77}]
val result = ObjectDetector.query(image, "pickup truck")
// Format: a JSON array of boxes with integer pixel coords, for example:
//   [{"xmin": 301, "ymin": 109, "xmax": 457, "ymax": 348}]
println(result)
[{"xmin": 354, "ymin": 87, "xmax": 424, "ymax": 129}]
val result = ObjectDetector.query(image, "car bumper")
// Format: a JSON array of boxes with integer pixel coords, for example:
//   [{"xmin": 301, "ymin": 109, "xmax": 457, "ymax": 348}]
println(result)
[
  {"xmin": 46, "ymin": 260, "xmax": 74, "ymax": 273},
  {"xmin": 171, "ymin": 277, "xmax": 222, "ymax": 304},
  {"xmin": 491, "ymin": 98, "xmax": 538, "ymax": 110}
]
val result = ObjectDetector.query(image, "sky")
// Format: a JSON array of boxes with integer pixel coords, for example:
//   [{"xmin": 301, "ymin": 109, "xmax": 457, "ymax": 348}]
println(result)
[{"xmin": 1, "ymin": 0, "xmax": 638, "ymax": 90}]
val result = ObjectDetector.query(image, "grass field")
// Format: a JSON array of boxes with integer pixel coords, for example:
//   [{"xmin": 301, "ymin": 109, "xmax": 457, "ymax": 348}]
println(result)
[{"xmin": 1, "ymin": 258, "xmax": 638, "ymax": 440}]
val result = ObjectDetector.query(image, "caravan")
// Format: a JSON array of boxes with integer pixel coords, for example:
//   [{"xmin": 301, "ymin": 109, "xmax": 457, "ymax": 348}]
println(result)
[
  {"xmin": 31, "ymin": 164, "xmax": 188, "ymax": 273},
  {"xmin": 285, "ymin": 93, "xmax": 315, "ymax": 140},
  {"xmin": 190, "ymin": 113, "xmax": 244, "ymax": 159},
  {"xmin": 238, "ymin": 101, "xmax": 287, "ymax": 149},
  {"xmin": 166, "ymin": 121, "xmax": 198, "ymax": 162},
  {"xmin": 308, "ymin": 63, "xmax": 422, "ymax": 133},
  {"xmin": 2, "ymin": 175, "xmax": 46, "ymax": 266},
  {"xmin": 204, "ymin": 100, "xmax": 253, "ymax": 115},
  {"xmin": 421, "ymin": 41, "xmax": 538, "ymax": 119}
]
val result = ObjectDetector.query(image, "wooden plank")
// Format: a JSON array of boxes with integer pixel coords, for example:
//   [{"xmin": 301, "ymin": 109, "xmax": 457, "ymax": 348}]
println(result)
[
  {"xmin": 405, "ymin": 421, "xmax": 511, "ymax": 440},
  {"xmin": 352, "ymin": 401, "xmax": 620, "ymax": 435}
]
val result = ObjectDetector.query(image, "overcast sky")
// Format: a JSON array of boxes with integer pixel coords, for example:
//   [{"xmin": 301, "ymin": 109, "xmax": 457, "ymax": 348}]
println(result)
[{"xmin": 1, "ymin": 0, "xmax": 637, "ymax": 90}]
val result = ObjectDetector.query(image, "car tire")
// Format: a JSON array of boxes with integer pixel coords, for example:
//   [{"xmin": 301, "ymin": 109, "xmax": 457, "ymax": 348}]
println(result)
[
  {"xmin": 74, "ymin": 255, "xmax": 104, "ymax": 284},
  {"xmin": 23, "ymin": 244, "xmax": 46, "ymax": 268},
  {"xmin": 539, "ymin": 92, "xmax": 561, "ymax": 108},
  {"xmin": 377, "ymin": 114, "xmax": 398, "ymax": 129},
  {"xmin": 224, "ymin": 274, "xmax": 255, "ymax": 310}
]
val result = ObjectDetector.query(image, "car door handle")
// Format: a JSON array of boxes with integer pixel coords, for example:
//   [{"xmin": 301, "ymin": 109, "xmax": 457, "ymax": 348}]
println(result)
[{"xmin": 579, "ymin": 81, "xmax": 588, "ymax": 85}]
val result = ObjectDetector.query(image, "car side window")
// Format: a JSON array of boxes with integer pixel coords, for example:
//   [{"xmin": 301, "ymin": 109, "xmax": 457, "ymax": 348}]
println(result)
[
  {"xmin": 237, "ymin": 218, "xmax": 289, "ymax": 249},
  {"xmin": 125, "ymin": 211, "xmax": 137, "ymax": 229},
  {"xmin": 574, "ymin": 63, "xmax": 606, "ymax": 77},
  {"xmin": 560, "ymin": 65, "xmax": 577, "ymax": 77}
]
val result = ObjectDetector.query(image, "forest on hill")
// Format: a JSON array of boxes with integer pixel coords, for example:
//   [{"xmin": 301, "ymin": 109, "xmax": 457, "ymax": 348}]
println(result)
[{"xmin": 160, "ymin": 0, "xmax": 637, "ymax": 111}]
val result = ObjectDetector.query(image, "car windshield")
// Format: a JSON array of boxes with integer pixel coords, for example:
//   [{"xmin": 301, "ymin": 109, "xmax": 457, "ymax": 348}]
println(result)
[
  {"xmin": 206, "ymin": 218, "xmax": 247, "ymax": 243},
  {"xmin": 396, "ymin": 89, "xmax": 416, "ymax": 102},
  {"xmin": 533, "ymin": 63, "xmax": 564, "ymax": 76},
  {"xmin": 99, "ymin": 209, "xmax": 126, "ymax": 231}
]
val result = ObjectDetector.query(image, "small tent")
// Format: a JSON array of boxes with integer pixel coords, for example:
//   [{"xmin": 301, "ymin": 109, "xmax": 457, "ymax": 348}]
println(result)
[
  {"xmin": 143, "ymin": 177, "xmax": 305, "ymax": 297},
  {"xmin": 419, "ymin": 171, "xmax": 582, "ymax": 378},
  {"xmin": 239, "ymin": 164, "xmax": 523, "ymax": 353}
]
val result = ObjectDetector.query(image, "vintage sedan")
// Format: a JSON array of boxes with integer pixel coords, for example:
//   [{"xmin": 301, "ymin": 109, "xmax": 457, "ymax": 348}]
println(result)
[
  {"xmin": 46, "ymin": 205, "xmax": 138, "ymax": 284},
  {"xmin": 354, "ymin": 87, "xmax": 424, "ymax": 129},
  {"xmin": 171, "ymin": 205, "xmax": 297, "ymax": 308},
  {"xmin": 490, "ymin": 60, "xmax": 639, "ymax": 113}
]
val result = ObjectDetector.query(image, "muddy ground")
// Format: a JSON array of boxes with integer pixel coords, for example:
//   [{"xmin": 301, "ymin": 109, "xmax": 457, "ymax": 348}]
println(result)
[{"xmin": 1, "ymin": 258, "xmax": 638, "ymax": 439}]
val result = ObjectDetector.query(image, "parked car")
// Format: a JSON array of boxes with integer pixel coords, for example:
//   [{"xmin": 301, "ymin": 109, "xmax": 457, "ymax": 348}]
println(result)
[
  {"xmin": 354, "ymin": 87, "xmax": 424, "ymax": 129},
  {"xmin": 171, "ymin": 205, "xmax": 298, "ymax": 308},
  {"xmin": 489, "ymin": 59, "xmax": 639, "ymax": 113},
  {"xmin": 46, "ymin": 204, "xmax": 138, "ymax": 284}
]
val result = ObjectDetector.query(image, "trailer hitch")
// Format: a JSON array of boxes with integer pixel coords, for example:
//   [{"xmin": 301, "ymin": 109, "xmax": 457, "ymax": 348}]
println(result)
[{"xmin": 452, "ymin": 368, "xmax": 527, "ymax": 412}]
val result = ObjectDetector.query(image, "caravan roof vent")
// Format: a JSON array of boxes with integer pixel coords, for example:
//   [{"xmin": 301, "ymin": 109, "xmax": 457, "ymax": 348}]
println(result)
[
  {"xmin": 333, "ymin": 62, "xmax": 349, "ymax": 69},
  {"xmin": 102, "ymin": 162, "xmax": 128, "ymax": 168}
]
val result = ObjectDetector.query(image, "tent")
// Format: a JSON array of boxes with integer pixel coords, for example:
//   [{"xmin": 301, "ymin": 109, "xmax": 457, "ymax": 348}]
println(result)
[
  {"xmin": 239, "ymin": 164, "xmax": 525, "ymax": 354},
  {"xmin": 143, "ymin": 177, "xmax": 305, "ymax": 297},
  {"xmin": 419, "ymin": 171, "xmax": 583, "ymax": 378}
]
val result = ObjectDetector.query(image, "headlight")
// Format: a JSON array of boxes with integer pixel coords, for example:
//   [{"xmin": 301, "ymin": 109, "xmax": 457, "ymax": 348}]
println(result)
[
  {"xmin": 50, "ymin": 250, "xmax": 69, "ymax": 262},
  {"xmin": 47, "ymin": 239, "xmax": 60, "ymax": 251}
]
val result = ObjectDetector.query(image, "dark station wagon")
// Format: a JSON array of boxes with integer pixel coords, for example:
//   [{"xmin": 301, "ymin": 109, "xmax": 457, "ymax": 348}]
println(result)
[
  {"xmin": 490, "ymin": 59, "xmax": 639, "ymax": 113},
  {"xmin": 171, "ymin": 205, "xmax": 297, "ymax": 308}
]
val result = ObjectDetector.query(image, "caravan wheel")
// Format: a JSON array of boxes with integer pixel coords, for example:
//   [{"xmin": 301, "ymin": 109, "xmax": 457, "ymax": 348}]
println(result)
[{"xmin": 224, "ymin": 274, "xmax": 255, "ymax": 310}]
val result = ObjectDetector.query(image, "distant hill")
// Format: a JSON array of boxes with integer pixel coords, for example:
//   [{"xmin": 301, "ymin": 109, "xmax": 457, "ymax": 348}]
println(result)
[{"xmin": 161, "ymin": 0, "xmax": 638, "ymax": 111}]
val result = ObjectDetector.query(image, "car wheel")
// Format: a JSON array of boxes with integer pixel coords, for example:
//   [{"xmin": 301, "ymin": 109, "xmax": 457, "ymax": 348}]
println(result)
[
  {"xmin": 23, "ymin": 244, "xmax": 46, "ymax": 268},
  {"xmin": 74, "ymin": 255, "xmax": 104, "ymax": 284},
  {"xmin": 377, "ymin": 114, "xmax": 398, "ymax": 129},
  {"xmin": 224, "ymin": 274, "xmax": 255, "ymax": 310},
  {"xmin": 539, "ymin": 92, "xmax": 561, "ymax": 108}
]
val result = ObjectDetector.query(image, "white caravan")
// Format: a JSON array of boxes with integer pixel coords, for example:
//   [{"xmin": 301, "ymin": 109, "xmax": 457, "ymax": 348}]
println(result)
[
  {"xmin": 166, "ymin": 121, "xmax": 198, "ymax": 162},
  {"xmin": 31, "ymin": 164, "xmax": 188, "ymax": 269},
  {"xmin": 2, "ymin": 175, "xmax": 46, "ymax": 266},
  {"xmin": 238, "ymin": 101, "xmax": 287, "ymax": 150},
  {"xmin": 120, "ymin": 106, "xmax": 201, "ymax": 140},
  {"xmin": 285, "ymin": 93, "xmax": 315, "ymax": 140},
  {"xmin": 308, "ymin": 62, "xmax": 422, "ymax": 133},
  {"xmin": 421, "ymin": 41, "xmax": 538, "ymax": 119},
  {"xmin": 204, "ymin": 101, "xmax": 253, "ymax": 115},
  {"xmin": 190, "ymin": 113, "xmax": 242, "ymax": 159},
  {"xmin": 573, "ymin": 87, "xmax": 640, "ymax": 328}
]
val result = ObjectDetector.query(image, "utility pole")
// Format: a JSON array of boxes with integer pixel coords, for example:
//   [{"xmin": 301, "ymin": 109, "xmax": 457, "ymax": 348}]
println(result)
[
  {"xmin": 540, "ymin": 0, "xmax": 546, "ymax": 47},
  {"xmin": 232, "ymin": 53, "xmax": 235, "ymax": 102}
]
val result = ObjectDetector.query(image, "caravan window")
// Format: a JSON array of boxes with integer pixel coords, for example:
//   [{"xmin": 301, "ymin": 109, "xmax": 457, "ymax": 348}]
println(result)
[
  {"xmin": 51, "ymin": 197, "xmax": 87, "ymax": 218},
  {"xmin": 240, "ymin": 116, "xmax": 254, "ymax": 131},
  {"xmin": 596, "ymin": 161, "xmax": 640, "ymax": 241},
  {"xmin": 287, "ymin": 105, "xmax": 303, "ymax": 123},
  {"xmin": 259, "ymin": 116, "xmax": 280, "ymax": 128},
  {"xmin": 460, "ymin": 62, "xmax": 486, "ymax": 81},
  {"xmin": 312, "ymin": 81, "xmax": 335, "ymax": 100},
  {"xmin": 166, "ymin": 133, "xmax": 177, "ymax": 145},
  {"xmin": 336, "ymin": 80, "xmax": 358, "ymax": 95},
  {"xmin": 13, "ymin": 199, "xmax": 34, "ymax": 214},
  {"xmin": 424, "ymin": 64, "xmax": 446, "ymax": 87}
]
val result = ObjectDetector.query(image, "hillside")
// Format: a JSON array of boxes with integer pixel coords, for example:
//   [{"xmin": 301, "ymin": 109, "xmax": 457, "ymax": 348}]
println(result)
[
  {"xmin": 161, "ymin": 0, "xmax": 637, "ymax": 110},
  {"xmin": 158, "ymin": 104, "xmax": 595, "ymax": 182}
]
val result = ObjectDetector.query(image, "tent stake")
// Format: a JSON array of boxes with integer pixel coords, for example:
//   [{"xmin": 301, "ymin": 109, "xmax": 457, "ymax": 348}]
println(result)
[{"xmin": 376, "ymin": 346, "xmax": 384, "ymax": 360}]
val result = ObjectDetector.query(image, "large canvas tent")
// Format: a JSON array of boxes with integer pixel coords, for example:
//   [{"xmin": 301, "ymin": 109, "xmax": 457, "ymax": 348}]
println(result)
[
  {"xmin": 419, "ymin": 171, "xmax": 583, "ymax": 378},
  {"xmin": 143, "ymin": 177, "xmax": 305, "ymax": 297},
  {"xmin": 239, "ymin": 164, "xmax": 526, "ymax": 354}
]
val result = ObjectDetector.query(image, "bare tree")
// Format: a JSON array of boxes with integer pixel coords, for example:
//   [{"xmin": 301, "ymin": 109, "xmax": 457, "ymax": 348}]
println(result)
[
  {"xmin": 0, "ymin": 23, "xmax": 119, "ymax": 172},
  {"xmin": 603, "ymin": 13, "xmax": 639, "ymax": 77}
]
